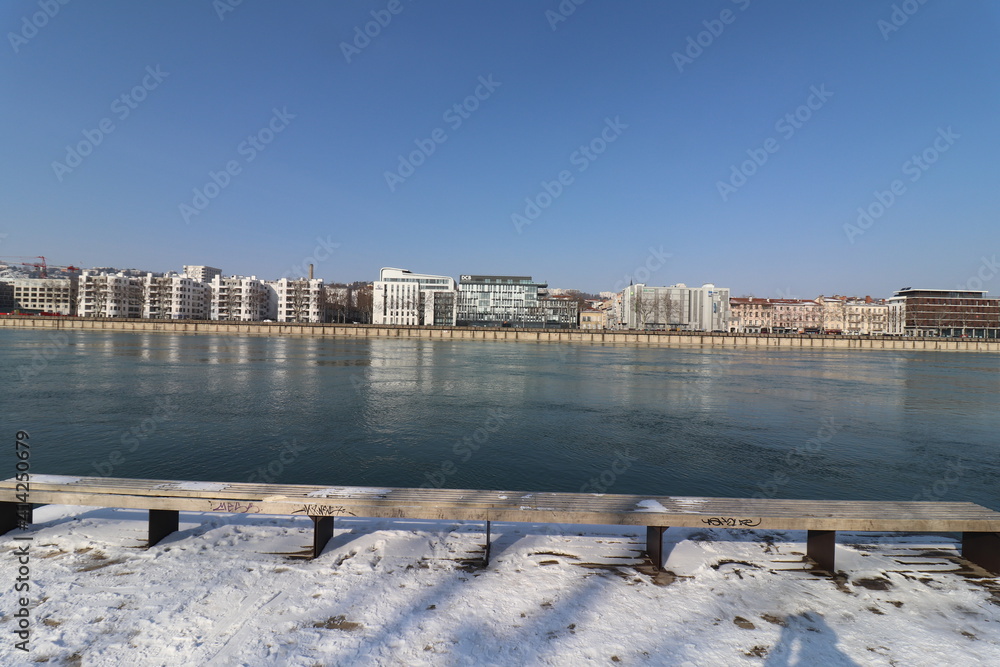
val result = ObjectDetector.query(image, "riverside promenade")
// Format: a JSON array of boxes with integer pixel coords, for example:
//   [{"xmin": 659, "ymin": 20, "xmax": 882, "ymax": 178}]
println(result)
[{"xmin": 2, "ymin": 315, "xmax": 999, "ymax": 353}]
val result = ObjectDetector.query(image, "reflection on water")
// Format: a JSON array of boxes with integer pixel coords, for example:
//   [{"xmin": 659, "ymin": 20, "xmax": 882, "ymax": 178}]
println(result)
[{"xmin": 2, "ymin": 329, "xmax": 999, "ymax": 508}]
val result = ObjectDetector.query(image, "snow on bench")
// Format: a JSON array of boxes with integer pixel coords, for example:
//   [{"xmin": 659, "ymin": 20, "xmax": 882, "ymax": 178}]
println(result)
[{"xmin": 3, "ymin": 475, "xmax": 1000, "ymax": 572}]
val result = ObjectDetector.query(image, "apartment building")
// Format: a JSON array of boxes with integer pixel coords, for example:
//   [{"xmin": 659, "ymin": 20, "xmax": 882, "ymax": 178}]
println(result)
[
  {"xmin": 270, "ymin": 278, "xmax": 326, "ymax": 323},
  {"xmin": 141, "ymin": 273, "xmax": 210, "ymax": 320},
  {"xmin": 208, "ymin": 275, "xmax": 274, "ymax": 321},
  {"xmin": 182, "ymin": 265, "xmax": 222, "ymax": 284},
  {"xmin": 6, "ymin": 277, "xmax": 77, "ymax": 315},
  {"xmin": 730, "ymin": 296, "xmax": 888, "ymax": 334},
  {"xmin": 579, "ymin": 308, "xmax": 604, "ymax": 330},
  {"xmin": 373, "ymin": 268, "xmax": 457, "ymax": 326},
  {"xmin": 77, "ymin": 272, "xmax": 143, "ymax": 318},
  {"xmin": 620, "ymin": 283, "xmax": 729, "ymax": 331}
]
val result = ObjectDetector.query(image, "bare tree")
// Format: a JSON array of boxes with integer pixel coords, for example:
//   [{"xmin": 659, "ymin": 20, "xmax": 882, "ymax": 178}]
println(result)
[
  {"xmin": 146, "ymin": 277, "xmax": 173, "ymax": 319},
  {"xmin": 354, "ymin": 284, "xmax": 373, "ymax": 323},
  {"xmin": 631, "ymin": 290, "xmax": 654, "ymax": 329}
]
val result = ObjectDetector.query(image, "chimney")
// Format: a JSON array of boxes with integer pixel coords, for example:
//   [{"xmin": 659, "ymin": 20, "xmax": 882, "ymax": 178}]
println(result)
[{"xmin": 308, "ymin": 263, "xmax": 314, "ymax": 280}]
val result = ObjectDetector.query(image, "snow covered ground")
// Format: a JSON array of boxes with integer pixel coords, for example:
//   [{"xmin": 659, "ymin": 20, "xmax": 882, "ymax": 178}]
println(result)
[{"xmin": 2, "ymin": 504, "xmax": 999, "ymax": 666}]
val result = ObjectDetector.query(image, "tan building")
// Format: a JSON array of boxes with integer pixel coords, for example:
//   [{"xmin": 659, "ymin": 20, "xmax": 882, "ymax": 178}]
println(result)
[
  {"xmin": 579, "ymin": 308, "xmax": 604, "ymax": 330},
  {"xmin": 8, "ymin": 277, "xmax": 77, "ymax": 315},
  {"xmin": 730, "ymin": 296, "xmax": 887, "ymax": 334}
]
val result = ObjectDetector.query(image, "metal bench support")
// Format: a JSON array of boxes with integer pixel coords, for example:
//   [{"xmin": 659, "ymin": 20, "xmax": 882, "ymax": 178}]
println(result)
[
  {"xmin": 483, "ymin": 520, "xmax": 492, "ymax": 566},
  {"xmin": 1, "ymin": 502, "xmax": 30, "ymax": 534},
  {"xmin": 148, "ymin": 509, "xmax": 179, "ymax": 548},
  {"xmin": 646, "ymin": 526, "xmax": 667, "ymax": 571},
  {"xmin": 311, "ymin": 516, "xmax": 334, "ymax": 559},
  {"xmin": 807, "ymin": 530, "xmax": 836, "ymax": 571},
  {"xmin": 962, "ymin": 531, "xmax": 1000, "ymax": 573}
]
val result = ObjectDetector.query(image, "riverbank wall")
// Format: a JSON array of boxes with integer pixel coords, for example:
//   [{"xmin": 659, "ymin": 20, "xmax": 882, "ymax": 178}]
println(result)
[{"xmin": 3, "ymin": 315, "xmax": 999, "ymax": 352}]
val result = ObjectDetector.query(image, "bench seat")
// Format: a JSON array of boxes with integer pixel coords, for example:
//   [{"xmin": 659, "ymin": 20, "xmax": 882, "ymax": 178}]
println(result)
[{"xmin": 3, "ymin": 475, "xmax": 999, "ymax": 573}]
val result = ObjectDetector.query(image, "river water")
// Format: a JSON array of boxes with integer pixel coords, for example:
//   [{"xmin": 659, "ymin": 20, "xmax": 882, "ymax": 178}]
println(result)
[{"xmin": 3, "ymin": 329, "xmax": 998, "ymax": 508}]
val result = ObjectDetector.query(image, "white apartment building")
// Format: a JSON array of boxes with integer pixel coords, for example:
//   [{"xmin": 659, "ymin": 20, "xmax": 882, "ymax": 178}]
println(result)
[
  {"xmin": 141, "ymin": 273, "xmax": 210, "ymax": 320},
  {"xmin": 373, "ymin": 268, "xmax": 457, "ymax": 326},
  {"xmin": 77, "ymin": 272, "xmax": 143, "ymax": 318},
  {"xmin": 619, "ymin": 283, "xmax": 730, "ymax": 331},
  {"xmin": 209, "ymin": 276, "xmax": 274, "ymax": 321},
  {"xmin": 270, "ymin": 278, "xmax": 326, "ymax": 323},
  {"xmin": 7, "ymin": 278, "xmax": 77, "ymax": 315},
  {"xmin": 182, "ymin": 265, "xmax": 222, "ymax": 284}
]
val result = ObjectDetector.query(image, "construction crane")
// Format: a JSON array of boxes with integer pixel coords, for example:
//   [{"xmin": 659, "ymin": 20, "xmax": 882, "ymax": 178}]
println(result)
[{"xmin": 0, "ymin": 256, "xmax": 81, "ymax": 278}]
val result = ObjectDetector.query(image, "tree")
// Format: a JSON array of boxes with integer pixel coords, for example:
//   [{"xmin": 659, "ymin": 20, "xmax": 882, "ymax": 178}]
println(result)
[
  {"xmin": 145, "ymin": 276, "xmax": 173, "ymax": 319},
  {"xmin": 354, "ymin": 284, "xmax": 373, "ymax": 323},
  {"xmin": 323, "ymin": 285, "xmax": 348, "ymax": 323},
  {"xmin": 284, "ymin": 280, "xmax": 311, "ymax": 322},
  {"xmin": 631, "ymin": 289, "xmax": 654, "ymax": 329}
]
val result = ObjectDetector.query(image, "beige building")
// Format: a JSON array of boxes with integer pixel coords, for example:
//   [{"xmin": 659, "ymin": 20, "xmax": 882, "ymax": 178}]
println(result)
[
  {"xmin": 730, "ymin": 296, "xmax": 887, "ymax": 334},
  {"xmin": 7, "ymin": 277, "xmax": 77, "ymax": 315},
  {"xmin": 579, "ymin": 308, "xmax": 604, "ymax": 330}
]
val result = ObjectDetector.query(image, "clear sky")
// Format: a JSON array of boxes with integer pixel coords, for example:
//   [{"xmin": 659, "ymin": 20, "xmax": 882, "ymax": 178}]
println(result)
[{"xmin": 2, "ymin": 0, "xmax": 998, "ymax": 297}]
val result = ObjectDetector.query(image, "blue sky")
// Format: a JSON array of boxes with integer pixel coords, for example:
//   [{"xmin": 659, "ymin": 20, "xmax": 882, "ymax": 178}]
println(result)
[{"xmin": 2, "ymin": 0, "xmax": 998, "ymax": 297}]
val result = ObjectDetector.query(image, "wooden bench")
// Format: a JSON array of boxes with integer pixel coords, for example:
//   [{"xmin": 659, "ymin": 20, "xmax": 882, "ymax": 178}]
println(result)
[{"xmin": 3, "ymin": 475, "xmax": 999, "ymax": 573}]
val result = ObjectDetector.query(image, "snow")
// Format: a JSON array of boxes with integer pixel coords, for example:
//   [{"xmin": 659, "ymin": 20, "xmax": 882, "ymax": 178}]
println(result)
[
  {"xmin": 635, "ymin": 499, "xmax": 668, "ymax": 513},
  {"xmin": 27, "ymin": 475, "xmax": 81, "ymax": 485},
  {"xmin": 307, "ymin": 488, "xmax": 391, "ymax": 498},
  {"xmin": 3, "ymin": 504, "xmax": 1000, "ymax": 665},
  {"xmin": 160, "ymin": 482, "xmax": 229, "ymax": 492}
]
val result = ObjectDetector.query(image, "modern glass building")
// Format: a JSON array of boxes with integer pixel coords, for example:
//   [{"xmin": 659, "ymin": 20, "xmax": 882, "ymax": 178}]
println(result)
[{"xmin": 456, "ymin": 275, "xmax": 577, "ymax": 328}]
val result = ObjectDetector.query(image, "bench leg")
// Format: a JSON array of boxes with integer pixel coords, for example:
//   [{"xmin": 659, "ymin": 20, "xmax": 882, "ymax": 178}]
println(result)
[
  {"xmin": 311, "ymin": 516, "xmax": 334, "ymax": 559},
  {"xmin": 483, "ymin": 521, "xmax": 492, "ymax": 566},
  {"xmin": 646, "ymin": 526, "xmax": 667, "ymax": 571},
  {"xmin": 807, "ymin": 530, "xmax": 836, "ymax": 571},
  {"xmin": 962, "ymin": 532, "xmax": 1000, "ymax": 573},
  {"xmin": 148, "ymin": 509, "xmax": 179, "ymax": 548},
  {"xmin": 1, "ymin": 502, "xmax": 31, "ymax": 534}
]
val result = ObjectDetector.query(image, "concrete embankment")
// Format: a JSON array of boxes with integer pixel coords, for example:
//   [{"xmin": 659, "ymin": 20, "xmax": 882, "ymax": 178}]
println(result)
[{"xmin": 2, "ymin": 316, "xmax": 999, "ymax": 353}]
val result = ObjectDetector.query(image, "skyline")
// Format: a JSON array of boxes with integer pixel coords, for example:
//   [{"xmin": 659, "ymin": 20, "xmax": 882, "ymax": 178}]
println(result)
[{"xmin": 2, "ymin": 1, "xmax": 999, "ymax": 297}]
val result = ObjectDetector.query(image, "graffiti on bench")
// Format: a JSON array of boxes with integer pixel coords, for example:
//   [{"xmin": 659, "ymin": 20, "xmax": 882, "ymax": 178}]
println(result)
[
  {"xmin": 293, "ymin": 504, "xmax": 357, "ymax": 517},
  {"xmin": 209, "ymin": 501, "xmax": 262, "ymax": 514},
  {"xmin": 701, "ymin": 517, "xmax": 762, "ymax": 527}
]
